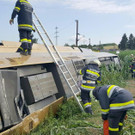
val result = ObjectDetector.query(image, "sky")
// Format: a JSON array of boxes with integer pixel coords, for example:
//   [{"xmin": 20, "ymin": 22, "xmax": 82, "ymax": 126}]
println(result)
[{"xmin": 1, "ymin": 0, "xmax": 135, "ymax": 46}]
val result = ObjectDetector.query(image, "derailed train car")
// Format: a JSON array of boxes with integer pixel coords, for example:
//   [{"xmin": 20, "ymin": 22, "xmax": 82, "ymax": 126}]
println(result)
[{"xmin": 0, "ymin": 41, "xmax": 120, "ymax": 135}]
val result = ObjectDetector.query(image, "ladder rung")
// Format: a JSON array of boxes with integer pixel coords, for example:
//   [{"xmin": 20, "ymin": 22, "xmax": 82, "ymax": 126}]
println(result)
[
  {"xmin": 57, "ymin": 59, "xmax": 63, "ymax": 62},
  {"xmin": 76, "ymin": 91, "xmax": 80, "ymax": 95},
  {"xmin": 67, "ymin": 78, "xmax": 72, "ymax": 81},
  {"xmin": 40, "ymin": 32, "xmax": 45, "ymax": 35},
  {"xmin": 35, "ymin": 25, "xmax": 40, "ymax": 27},
  {"xmin": 63, "ymin": 71, "xmax": 68, "ymax": 74},
  {"xmin": 71, "ymin": 85, "xmax": 76, "ymax": 88},
  {"xmin": 59, "ymin": 64, "xmax": 65, "ymax": 67}
]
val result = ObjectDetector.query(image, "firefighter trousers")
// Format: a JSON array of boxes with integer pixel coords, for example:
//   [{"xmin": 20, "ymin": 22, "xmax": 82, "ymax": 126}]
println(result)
[
  {"xmin": 108, "ymin": 111, "xmax": 127, "ymax": 135},
  {"xmin": 80, "ymin": 89, "xmax": 92, "ymax": 114},
  {"xmin": 17, "ymin": 29, "xmax": 32, "ymax": 52}
]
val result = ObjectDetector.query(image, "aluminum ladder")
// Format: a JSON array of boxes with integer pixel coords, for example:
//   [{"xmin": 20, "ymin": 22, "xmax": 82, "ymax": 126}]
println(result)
[{"xmin": 32, "ymin": 12, "xmax": 84, "ymax": 112}]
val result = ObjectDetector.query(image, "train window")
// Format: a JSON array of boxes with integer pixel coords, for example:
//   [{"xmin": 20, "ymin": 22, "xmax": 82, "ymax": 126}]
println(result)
[{"xmin": 72, "ymin": 60, "xmax": 85, "ymax": 72}]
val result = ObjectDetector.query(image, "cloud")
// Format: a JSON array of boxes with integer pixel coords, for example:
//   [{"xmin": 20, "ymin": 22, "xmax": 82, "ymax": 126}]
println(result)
[
  {"xmin": 4, "ymin": 0, "xmax": 135, "ymax": 14},
  {"xmin": 31, "ymin": 0, "xmax": 135, "ymax": 14},
  {"xmin": 125, "ymin": 24, "xmax": 135, "ymax": 28},
  {"xmin": 69, "ymin": 34, "xmax": 88, "ymax": 44},
  {"xmin": 64, "ymin": 0, "xmax": 135, "ymax": 14}
]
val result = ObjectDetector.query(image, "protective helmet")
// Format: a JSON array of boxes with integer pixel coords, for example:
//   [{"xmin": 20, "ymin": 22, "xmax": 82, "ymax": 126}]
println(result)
[
  {"xmin": 85, "ymin": 59, "xmax": 101, "ymax": 67},
  {"xmin": 93, "ymin": 59, "xmax": 101, "ymax": 67},
  {"xmin": 131, "ymin": 54, "xmax": 134, "ymax": 58}
]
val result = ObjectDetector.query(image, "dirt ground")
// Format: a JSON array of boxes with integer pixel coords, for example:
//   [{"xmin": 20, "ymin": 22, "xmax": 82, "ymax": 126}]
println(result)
[{"xmin": 125, "ymin": 79, "xmax": 135, "ymax": 99}]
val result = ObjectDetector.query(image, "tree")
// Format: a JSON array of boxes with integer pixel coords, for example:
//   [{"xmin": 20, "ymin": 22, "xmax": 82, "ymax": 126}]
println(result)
[
  {"xmin": 133, "ymin": 37, "xmax": 135, "ymax": 50},
  {"xmin": 118, "ymin": 33, "xmax": 128, "ymax": 50},
  {"xmin": 79, "ymin": 44, "xmax": 88, "ymax": 48},
  {"xmin": 127, "ymin": 34, "xmax": 134, "ymax": 49},
  {"xmin": 88, "ymin": 44, "xmax": 92, "ymax": 49},
  {"xmin": 64, "ymin": 43, "xmax": 70, "ymax": 46}
]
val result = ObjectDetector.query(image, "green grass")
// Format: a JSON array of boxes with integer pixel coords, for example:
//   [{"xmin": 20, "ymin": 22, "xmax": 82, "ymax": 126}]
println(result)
[
  {"xmin": 28, "ymin": 50, "xmax": 135, "ymax": 135},
  {"xmin": 29, "ymin": 98, "xmax": 135, "ymax": 135},
  {"xmin": 29, "ymin": 99, "xmax": 103, "ymax": 135},
  {"xmin": 117, "ymin": 50, "xmax": 135, "ymax": 61}
]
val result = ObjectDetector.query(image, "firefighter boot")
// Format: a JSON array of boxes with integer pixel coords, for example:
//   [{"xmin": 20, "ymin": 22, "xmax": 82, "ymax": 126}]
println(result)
[
  {"xmin": 20, "ymin": 49, "xmax": 28, "ymax": 56},
  {"xmin": 85, "ymin": 107, "xmax": 93, "ymax": 114},
  {"xmin": 28, "ymin": 43, "xmax": 32, "ymax": 55},
  {"xmin": 28, "ymin": 49, "xmax": 31, "ymax": 55}
]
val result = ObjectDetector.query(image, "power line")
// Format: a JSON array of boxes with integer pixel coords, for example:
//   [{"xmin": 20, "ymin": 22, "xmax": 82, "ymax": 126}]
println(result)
[
  {"xmin": 55, "ymin": 27, "xmax": 59, "ymax": 45},
  {"xmin": 75, "ymin": 20, "xmax": 79, "ymax": 47}
]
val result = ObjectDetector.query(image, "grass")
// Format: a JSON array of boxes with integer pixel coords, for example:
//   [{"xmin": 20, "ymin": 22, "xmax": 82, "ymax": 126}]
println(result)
[
  {"xmin": 29, "ymin": 99, "xmax": 103, "ymax": 135},
  {"xmin": 28, "ymin": 50, "xmax": 135, "ymax": 135},
  {"xmin": 29, "ymin": 98, "xmax": 135, "ymax": 135}
]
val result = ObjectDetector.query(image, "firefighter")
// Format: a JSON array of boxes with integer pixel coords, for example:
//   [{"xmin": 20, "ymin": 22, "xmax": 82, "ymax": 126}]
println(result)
[
  {"xmin": 79, "ymin": 59, "xmax": 101, "ymax": 114},
  {"xmin": 9, "ymin": 0, "xmax": 34, "ymax": 55},
  {"xmin": 129, "ymin": 58, "xmax": 135, "ymax": 78},
  {"xmin": 92, "ymin": 85, "xmax": 135, "ymax": 135}
]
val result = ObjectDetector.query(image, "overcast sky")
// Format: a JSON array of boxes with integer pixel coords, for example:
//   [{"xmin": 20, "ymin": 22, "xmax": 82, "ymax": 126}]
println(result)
[{"xmin": 1, "ymin": 0, "xmax": 135, "ymax": 46}]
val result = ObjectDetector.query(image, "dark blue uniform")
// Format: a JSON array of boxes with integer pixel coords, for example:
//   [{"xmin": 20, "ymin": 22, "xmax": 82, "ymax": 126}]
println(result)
[
  {"xmin": 11, "ymin": 0, "xmax": 34, "ymax": 55},
  {"xmin": 79, "ymin": 63, "xmax": 101, "ymax": 114},
  {"xmin": 93, "ymin": 85, "xmax": 135, "ymax": 135},
  {"xmin": 129, "ymin": 59, "xmax": 135, "ymax": 78}
]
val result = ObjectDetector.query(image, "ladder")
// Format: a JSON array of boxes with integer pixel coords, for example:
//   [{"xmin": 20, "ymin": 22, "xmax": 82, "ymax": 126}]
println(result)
[{"xmin": 32, "ymin": 12, "xmax": 84, "ymax": 112}]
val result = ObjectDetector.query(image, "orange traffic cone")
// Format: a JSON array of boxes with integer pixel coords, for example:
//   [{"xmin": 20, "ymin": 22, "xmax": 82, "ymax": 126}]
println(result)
[{"xmin": 103, "ymin": 120, "xmax": 109, "ymax": 135}]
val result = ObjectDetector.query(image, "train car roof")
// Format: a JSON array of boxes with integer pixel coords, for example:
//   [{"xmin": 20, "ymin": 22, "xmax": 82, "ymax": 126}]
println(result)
[
  {"xmin": 79, "ymin": 48, "xmax": 117, "ymax": 58},
  {"xmin": 0, "ymin": 41, "xmax": 84, "ymax": 69},
  {"xmin": 0, "ymin": 41, "xmax": 118, "ymax": 69}
]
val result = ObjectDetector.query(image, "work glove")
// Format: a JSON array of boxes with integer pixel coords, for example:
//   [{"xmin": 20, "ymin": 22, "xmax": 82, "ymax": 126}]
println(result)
[
  {"xmin": 32, "ymin": 27, "xmax": 35, "ymax": 32},
  {"xmin": 77, "ymin": 72, "xmax": 80, "ymax": 76},
  {"xmin": 102, "ymin": 114, "xmax": 108, "ymax": 120},
  {"xmin": 9, "ymin": 19, "xmax": 14, "ymax": 25},
  {"xmin": 125, "ymin": 114, "xmax": 128, "ymax": 120}
]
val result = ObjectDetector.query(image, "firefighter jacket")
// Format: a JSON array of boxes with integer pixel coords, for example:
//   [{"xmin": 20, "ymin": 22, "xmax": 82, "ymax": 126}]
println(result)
[
  {"xmin": 11, "ymin": 0, "xmax": 34, "ymax": 31},
  {"xmin": 93, "ymin": 85, "xmax": 135, "ymax": 120},
  {"xmin": 130, "ymin": 60, "xmax": 135, "ymax": 73},
  {"xmin": 79, "ymin": 64, "xmax": 101, "ymax": 91}
]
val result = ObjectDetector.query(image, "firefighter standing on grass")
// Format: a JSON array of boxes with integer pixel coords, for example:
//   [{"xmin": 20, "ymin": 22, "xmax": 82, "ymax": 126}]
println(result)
[
  {"xmin": 129, "ymin": 54, "xmax": 135, "ymax": 78},
  {"xmin": 92, "ymin": 85, "xmax": 135, "ymax": 135},
  {"xmin": 79, "ymin": 59, "xmax": 101, "ymax": 114},
  {"xmin": 9, "ymin": 0, "xmax": 34, "ymax": 55}
]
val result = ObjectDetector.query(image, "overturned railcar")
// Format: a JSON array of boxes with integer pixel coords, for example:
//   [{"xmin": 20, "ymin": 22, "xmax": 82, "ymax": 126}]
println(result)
[
  {"xmin": 0, "ymin": 41, "xmax": 120, "ymax": 135},
  {"xmin": 79, "ymin": 48, "xmax": 120, "ymax": 66}
]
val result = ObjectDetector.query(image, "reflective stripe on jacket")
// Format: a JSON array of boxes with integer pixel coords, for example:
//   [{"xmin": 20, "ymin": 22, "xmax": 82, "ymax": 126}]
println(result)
[
  {"xmin": 11, "ymin": 0, "xmax": 33, "ymax": 31},
  {"xmin": 97, "ymin": 85, "xmax": 135, "ymax": 114},
  {"xmin": 79, "ymin": 64, "xmax": 101, "ymax": 91}
]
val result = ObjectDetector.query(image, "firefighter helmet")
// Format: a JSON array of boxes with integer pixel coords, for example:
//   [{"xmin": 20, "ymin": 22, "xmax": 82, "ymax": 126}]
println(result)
[{"xmin": 85, "ymin": 59, "xmax": 101, "ymax": 67}]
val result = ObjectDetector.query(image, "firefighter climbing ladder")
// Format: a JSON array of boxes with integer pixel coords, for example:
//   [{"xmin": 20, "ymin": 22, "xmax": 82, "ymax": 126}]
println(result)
[{"xmin": 32, "ymin": 12, "xmax": 84, "ymax": 112}]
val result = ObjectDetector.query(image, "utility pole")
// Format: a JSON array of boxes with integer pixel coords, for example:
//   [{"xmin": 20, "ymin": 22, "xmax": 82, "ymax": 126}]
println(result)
[
  {"xmin": 99, "ymin": 40, "xmax": 101, "ymax": 45},
  {"xmin": 89, "ymin": 38, "xmax": 91, "ymax": 45},
  {"xmin": 75, "ymin": 20, "xmax": 79, "ymax": 47},
  {"xmin": 55, "ymin": 27, "xmax": 59, "ymax": 45}
]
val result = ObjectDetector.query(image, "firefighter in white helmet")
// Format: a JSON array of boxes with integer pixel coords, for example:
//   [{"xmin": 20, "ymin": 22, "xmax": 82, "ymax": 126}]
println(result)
[{"xmin": 79, "ymin": 59, "xmax": 101, "ymax": 114}]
